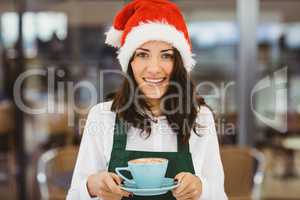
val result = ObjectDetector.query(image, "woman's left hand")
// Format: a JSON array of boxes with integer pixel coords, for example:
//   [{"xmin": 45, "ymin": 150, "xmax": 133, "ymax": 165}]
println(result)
[{"xmin": 172, "ymin": 172, "xmax": 202, "ymax": 200}]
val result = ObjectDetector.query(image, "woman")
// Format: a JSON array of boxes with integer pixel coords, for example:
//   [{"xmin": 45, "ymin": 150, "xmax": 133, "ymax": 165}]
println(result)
[{"xmin": 67, "ymin": 0, "xmax": 227, "ymax": 200}]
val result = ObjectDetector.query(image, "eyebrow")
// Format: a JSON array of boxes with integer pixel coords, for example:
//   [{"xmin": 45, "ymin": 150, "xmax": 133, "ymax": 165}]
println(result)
[
  {"xmin": 161, "ymin": 48, "xmax": 174, "ymax": 53},
  {"xmin": 136, "ymin": 48, "xmax": 150, "ymax": 52},
  {"xmin": 136, "ymin": 48, "xmax": 174, "ymax": 53}
]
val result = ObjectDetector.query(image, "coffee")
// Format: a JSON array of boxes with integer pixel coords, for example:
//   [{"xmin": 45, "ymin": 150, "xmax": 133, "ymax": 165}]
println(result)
[{"xmin": 129, "ymin": 158, "xmax": 166, "ymax": 164}]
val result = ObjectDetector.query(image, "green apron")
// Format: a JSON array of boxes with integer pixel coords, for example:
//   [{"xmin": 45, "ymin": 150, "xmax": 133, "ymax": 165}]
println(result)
[{"xmin": 108, "ymin": 116, "xmax": 195, "ymax": 200}]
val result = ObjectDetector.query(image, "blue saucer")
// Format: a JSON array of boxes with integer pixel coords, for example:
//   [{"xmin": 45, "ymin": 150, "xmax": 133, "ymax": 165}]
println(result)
[{"xmin": 120, "ymin": 177, "xmax": 179, "ymax": 196}]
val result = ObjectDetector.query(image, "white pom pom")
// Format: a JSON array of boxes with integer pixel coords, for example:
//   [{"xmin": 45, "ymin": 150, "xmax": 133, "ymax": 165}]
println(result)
[{"xmin": 104, "ymin": 26, "xmax": 123, "ymax": 48}]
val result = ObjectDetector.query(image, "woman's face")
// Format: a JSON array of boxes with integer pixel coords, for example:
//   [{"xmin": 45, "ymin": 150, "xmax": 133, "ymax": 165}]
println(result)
[{"xmin": 130, "ymin": 41, "xmax": 174, "ymax": 100}]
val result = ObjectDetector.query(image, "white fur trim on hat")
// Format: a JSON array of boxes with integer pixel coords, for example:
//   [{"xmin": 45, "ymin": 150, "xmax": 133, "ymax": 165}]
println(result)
[
  {"xmin": 105, "ymin": 26, "xmax": 123, "ymax": 48},
  {"xmin": 117, "ymin": 21, "xmax": 196, "ymax": 72}
]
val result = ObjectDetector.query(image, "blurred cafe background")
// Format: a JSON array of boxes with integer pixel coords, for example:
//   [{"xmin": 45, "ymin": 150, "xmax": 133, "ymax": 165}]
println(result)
[{"xmin": 0, "ymin": 0, "xmax": 300, "ymax": 199}]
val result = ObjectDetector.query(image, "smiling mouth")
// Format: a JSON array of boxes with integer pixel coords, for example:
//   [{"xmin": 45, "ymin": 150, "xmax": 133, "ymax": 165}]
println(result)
[{"xmin": 142, "ymin": 77, "xmax": 167, "ymax": 85}]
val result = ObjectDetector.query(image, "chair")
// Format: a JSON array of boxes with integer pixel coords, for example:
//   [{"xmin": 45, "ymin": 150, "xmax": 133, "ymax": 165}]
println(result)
[
  {"xmin": 220, "ymin": 145, "xmax": 265, "ymax": 200},
  {"xmin": 37, "ymin": 146, "xmax": 79, "ymax": 200},
  {"xmin": 0, "ymin": 100, "xmax": 16, "ymax": 183},
  {"xmin": 42, "ymin": 111, "xmax": 74, "ymax": 148},
  {"xmin": 0, "ymin": 100, "xmax": 15, "ymax": 135}
]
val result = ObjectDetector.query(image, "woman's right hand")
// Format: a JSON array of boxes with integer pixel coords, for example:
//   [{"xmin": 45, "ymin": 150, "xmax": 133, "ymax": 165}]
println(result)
[{"xmin": 87, "ymin": 171, "xmax": 132, "ymax": 200}]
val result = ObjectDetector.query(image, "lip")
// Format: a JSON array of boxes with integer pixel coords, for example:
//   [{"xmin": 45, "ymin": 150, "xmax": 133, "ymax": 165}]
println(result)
[
  {"xmin": 142, "ymin": 77, "xmax": 167, "ymax": 84},
  {"xmin": 143, "ymin": 77, "xmax": 166, "ymax": 80}
]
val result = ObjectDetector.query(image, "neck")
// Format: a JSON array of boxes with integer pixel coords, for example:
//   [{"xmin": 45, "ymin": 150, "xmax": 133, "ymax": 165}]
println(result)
[{"xmin": 147, "ymin": 99, "xmax": 162, "ymax": 117}]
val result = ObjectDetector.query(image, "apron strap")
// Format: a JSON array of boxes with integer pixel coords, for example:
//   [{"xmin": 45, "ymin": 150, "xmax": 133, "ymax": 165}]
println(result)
[
  {"xmin": 177, "ymin": 135, "xmax": 190, "ymax": 153},
  {"xmin": 112, "ymin": 115, "xmax": 127, "ymax": 150},
  {"xmin": 112, "ymin": 115, "xmax": 190, "ymax": 153}
]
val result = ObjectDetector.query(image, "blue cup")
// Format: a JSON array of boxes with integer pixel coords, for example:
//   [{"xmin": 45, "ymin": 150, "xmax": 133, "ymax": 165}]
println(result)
[{"xmin": 116, "ymin": 158, "xmax": 168, "ymax": 189}]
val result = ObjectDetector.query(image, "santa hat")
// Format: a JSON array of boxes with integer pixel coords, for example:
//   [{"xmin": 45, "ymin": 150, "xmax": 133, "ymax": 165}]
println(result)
[{"xmin": 105, "ymin": 0, "xmax": 196, "ymax": 72}]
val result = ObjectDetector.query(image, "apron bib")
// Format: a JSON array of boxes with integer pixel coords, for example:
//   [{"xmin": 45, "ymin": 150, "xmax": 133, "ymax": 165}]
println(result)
[{"xmin": 108, "ymin": 117, "xmax": 195, "ymax": 200}]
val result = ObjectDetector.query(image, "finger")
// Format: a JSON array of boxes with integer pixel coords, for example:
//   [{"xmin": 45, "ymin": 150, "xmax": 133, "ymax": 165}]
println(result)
[
  {"xmin": 175, "ymin": 181, "xmax": 198, "ymax": 198},
  {"xmin": 178, "ymin": 197, "xmax": 195, "ymax": 200},
  {"xmin": 104, "ymin": 176, "xmax": 124, "ymax": 195},
  {"xmin": 104, "ymin": 175, "xmax": 132, "ymax": 197},
  {"xmin": 98, "ymin": 188, "xmax": 132, "ymax": 199},
  {"xmin": 176, "ymin": 198, "xmax": 193, "ymax": 200},
  {"xmin": 101, "ymin": 188, "xmax": 131, "ymax": 198},
  {"xmin": 174, "ymin": 172, "xmax": 187, "ymax": 182},
  {"xmin": 173, "ymin": 176, "xmax": 190, "ymax": 195},
  {"xmin": 172, "ymin": 196, "xmax": 192, "ymax": 200},
  {"xmin": 120, "ymin": 189, "xmax": 132, "ymax": 197},
  {"xmin": 109, "ymin": 172, "xmax": 122, "ymax": 185},
  {"xmin": 176, "ymin": 190, "xmax": 199, "ymax": 200},
  {"xmin": 174, "ymin": 188, "xmax": 192, "ymax": 199},
  {"xmin": 97, "ymin": 190, "xmax": 120, "ymax": 199},
  {"xmin": 110, "ymin": 173, "xmax": 132, "ymax": 197},
  {"xmin": 99, "ymin": 184, "xmax": 111, "ymax": 192},
  {"xmin": 173, "ymin": 172, "xmax": 188, "ymax": 194},
  {"xmin": 174, "ymin": 183, "xmax": 189, "ymax": 195},
  {"xmin": 99, "ymin": 194, "xmax": 121, "ymax": 200}
]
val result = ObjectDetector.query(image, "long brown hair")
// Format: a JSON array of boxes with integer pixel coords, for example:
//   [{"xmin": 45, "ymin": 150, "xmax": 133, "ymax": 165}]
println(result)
[{"xmin": 111, "ymin": 47, "xmax": 210, "ymax": 144}]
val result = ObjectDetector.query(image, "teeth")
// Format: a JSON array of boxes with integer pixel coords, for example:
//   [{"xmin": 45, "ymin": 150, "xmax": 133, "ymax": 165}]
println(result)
[{"xmin": 144, "ymin": 78, "xmax": 165, "ymax": 83}]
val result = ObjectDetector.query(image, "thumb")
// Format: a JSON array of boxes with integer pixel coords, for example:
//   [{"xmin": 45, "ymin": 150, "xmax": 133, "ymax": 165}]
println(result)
[
  {"xmin": 174, "ymin": 172, "xmax": 187, "ymax": 183},
  {"xmin": 109, "ymin": 172, "xmax": 122, "ymax": 185}
]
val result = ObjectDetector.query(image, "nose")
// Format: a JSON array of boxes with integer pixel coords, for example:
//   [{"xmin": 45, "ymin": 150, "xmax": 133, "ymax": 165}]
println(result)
[{"xmin": 146, "ymin": 56, "xmax": 161, "ymax": 74}]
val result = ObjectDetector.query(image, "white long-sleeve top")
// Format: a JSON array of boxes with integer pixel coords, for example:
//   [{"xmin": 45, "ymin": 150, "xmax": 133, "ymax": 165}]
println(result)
[{"xmin": 67, "ymin": 100, "xmax": 228, "ymax": 200}]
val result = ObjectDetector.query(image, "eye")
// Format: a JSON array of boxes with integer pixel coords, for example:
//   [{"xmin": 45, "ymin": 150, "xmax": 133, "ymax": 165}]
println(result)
[
  {"xmin": 135, "ymin": 52, "xmax": 149, "ymax": 58},
  {"xmin": 161, "ymin": 53, "xmax": 174, "ymax": 60}
]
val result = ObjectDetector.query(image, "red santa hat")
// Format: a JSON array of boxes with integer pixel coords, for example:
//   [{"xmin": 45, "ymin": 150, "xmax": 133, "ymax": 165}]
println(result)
[{"xmin": 105, "ymin": 0, "xmax": 196, "ymax": 72}]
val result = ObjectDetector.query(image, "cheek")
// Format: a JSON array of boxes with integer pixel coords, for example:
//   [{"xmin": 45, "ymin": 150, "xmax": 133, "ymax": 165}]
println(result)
[
  {"xmin": 165, "ymin": 64, "xmax": 174, "ymax": 78},
  {"xmin": 131, "ymin": 62, "xmax": 144, "ymax": 83}
]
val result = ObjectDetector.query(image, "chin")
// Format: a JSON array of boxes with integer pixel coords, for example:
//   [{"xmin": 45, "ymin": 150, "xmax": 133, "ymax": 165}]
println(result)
[
  {"xmin": 143, "ymin": 90, "xmax": 165, "ymax": 100},
  {"xmin": 145, "ymin": 94, "xmax": 163, "ymax": 99}
]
